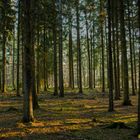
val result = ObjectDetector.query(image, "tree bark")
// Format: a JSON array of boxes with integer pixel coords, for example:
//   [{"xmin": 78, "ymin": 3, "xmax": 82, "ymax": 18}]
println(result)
[
  {"xmin": 108, "ymin": 0, "xmax": 114, "ymax": 112},
  {"xmin": 137, "ymin": 0, "xmax": 140, "ymax": 134},
  {"xmin": 2, "ymin": 0, "xmax": 7, "ymax": 93},
  {"xmin": 68, "ymin": 5, "xmax": 74, "ymax": 89},
  {"xmin": 76, "ymin": 0, "xmax": 83, "ymax": 94},
  {"xmin": 17, "ymin": 0, "xmax": 21, "ymax": 97},
  {"xmin": 127, "ymin": 0, "xmax": 135, "ymax": 96},
  {"xmin": 58, "ymin": 0, "xmax": 64, "ymax": 97},
  {"xmin": 119, "ymin": 0, "xmax": 131, "ymax": 106},
  {"xmin": 100, "ymin": 0, "xmax": 105, "ymax": 93},
  {"xmin": 23, "ymin": 0, "xmax": 34, "ymax": 122}
]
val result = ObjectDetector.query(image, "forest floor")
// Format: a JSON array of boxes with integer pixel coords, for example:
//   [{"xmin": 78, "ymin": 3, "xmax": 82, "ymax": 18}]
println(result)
[{"xmin": 0, "ymin": 90, "xmax": 139, "ymax": 140}]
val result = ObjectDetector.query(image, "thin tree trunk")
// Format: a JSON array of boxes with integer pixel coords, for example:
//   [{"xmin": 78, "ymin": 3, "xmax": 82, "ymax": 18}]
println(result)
[
  {"xmin": 85, "ymin": 11, "xmax": 92, "ymax": 89},
  {"xmin": 120, "ymin": 0, "xmax": 131, "ymax": 106},
  {"xmin": 132, "ymin": 24, "xmax": 137, "ymax": 92},
  {"xmin": 92, "ymin": 24, "xmax": 96, "ymax": 89},
  {"xmin": 112, "ymin": 0, "xmax": 119, "ymax": 100},
  {"xmin": 58, "ymin": 0, "xmax": 64, "ymax": 97},
  {"xmin": 137, "ymin": 0, "xmax": 140, "ymax": 134},
  {"xmin": 100, "ymin": 0, "xmax": 105, "ymax": 93},
  {"xmin": 17, "ymin": 0, "xmax": 21, "ymax": 97},
  {"xmin": 43, "ymin": 24, "xmax": 47, "ymax": 92},
  {"xmin": 76, "ymin": 0, "xmax": 82, "ymax": 94},
  {"xmin": 68, "ymin": 7, "xmax": 74, "ymax": 89},
  {"xmin": 32, "ymin": 36, "xmax": 39, "ymax": 110},
  {"xmin": 36, "ymin": 24, "xmax": 40, "ymax": 94},
  {"xmin": 12, "ymin": 30, "xmax": 16, "ymax": 90},
  {"xmin": 108, "ymin": 0, "xmax": 114, "ymax": 112},
  {"xmin": 53, "ymin": 0, "xmax": 58, "ymax": 96},
  {"xmin": 2, "ymin": 0, "xmax": 7, "ymax": 93},
  {"xmin": 115, "ymin": 0, "xmax": 121, "ymax": 97},
  {"xmin": 127, "ymin": 0, "xmax": 135, "ymax": 96}
]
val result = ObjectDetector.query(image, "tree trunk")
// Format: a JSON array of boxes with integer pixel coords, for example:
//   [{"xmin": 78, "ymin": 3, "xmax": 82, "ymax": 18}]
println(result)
[
  {"xmin": 12, "ymin": 30, "xmax": 16, "ymax": 90},
  {"xmin": 53, "ymin": 0, "xmax": 58, "ymax": 96},
  {"xmin": 115, "ymin": 0, "xmax": 121, "ymax": 97},
  {"xmin": 85, "ymin": 11, "xmax": 92, "ymax": 89},
  {"xmin": 2, "ymin": 0, "xmax": 7, "ymax": 93},
  {"xmin": 36, "ymin": 24, "xmax": 40, "ymax": 94},
  {"xmin": 137, "ymin": 0, "xmax": 140, "ymax": 134},
  {"xmin": 32, "ymin": 37, "xmax": 39, "ymax": 110},
  {"xmin": 108, "ymin": 0, "xmax": 114, "ymax": 112},
  {"xmin": 58, "ymin": 0, "xmax": 64, "ymax": 97},
  {"xmin": 23, "ymin": 0, "xmax": 34, "ymax": 123},
  {"xmin": 100, "ymin": 0, "xmax": 105, "ymax": 93},
  {"xmin": 112, "ymin": 0, "xmax": 120, "ymax": 100},
  {"xmin": 120, "ymin": 0, "xmax": 131, "ymax": 106},
  {"xmin": 17, "ymin": 0, "xmax": 21, "ymax": 97},
  {"xmin": 68, "ymin": 6, "xmax": 74, "ymax": 89},
  {"xmin": 127, "ymin": 0, "xmax": 135, "ymax": 96},
  {"xmin": 76, "ymin": 0, "xmax": 83, "ymax": 94},
  {"xmin": 43, "ymin": 24, "xmax": 47, "ymax": 92}
]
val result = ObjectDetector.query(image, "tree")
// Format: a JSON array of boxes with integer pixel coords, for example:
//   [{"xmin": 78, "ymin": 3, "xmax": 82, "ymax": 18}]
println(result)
[
  {"xmin": 68, "ymin": 1, "xmax": 74, "ymax": 89},
  {"xmin": 17, "ymin": 0, "xmax": 21, "ymax": 97},
  {"xmin": 99, "ymin": 0, "xmax": 105, "ymax": 93},
  {"xmin": 76, "ymin": 0, "xmax": 83, "ymax": 94},
  {"xmin": 120, "ymin": 0, "xmax": 131, "ymax": 106},
  {"xmin": 22, "ymin": 0, "xmax": 34, "ymax": 122},
  {"xmin": 127, "ymin": 0, "xmax": 135, "ymax": 96},
  {"xmin": 108, "ymin": 0, "xmax": 114, "ymax": 112},
  {"xmin": 112, "ymin": 0, "xmax": 120, "ymax": 100},
  {"xmin": 58, "ymin": 0, "xmax": 64, "ymax": 97},
  {"xmin": 12, "ymin": 28, "xmax": 16, "ymax": 90},
  {"xmin": 1, "ymin": 0, "xmax": 7, "ymax": 93},
  {"xmin": 53, "ymin": 0, "xmax": 58, "ymax": 96},
  {"xmin": 1, "ymin": 0, "xmax": 15, "ymax": 93},
  {"xmin": 137, "ymin": 0, "xmax": 140, "ymax": 134},
  {"xmin": 84, "ymin": 8, "xmax": 92, "ymax": 90}
]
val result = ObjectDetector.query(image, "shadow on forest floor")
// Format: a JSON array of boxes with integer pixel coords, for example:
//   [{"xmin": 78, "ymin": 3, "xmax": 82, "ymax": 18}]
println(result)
[{"xmin": 0, "ymin": 92, "xmax": 139, "ymax": 140}]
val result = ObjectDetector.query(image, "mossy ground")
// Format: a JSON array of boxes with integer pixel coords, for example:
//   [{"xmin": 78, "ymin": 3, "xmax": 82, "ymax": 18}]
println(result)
[{"xmin": 0, "ymin": 91, "xmax": 139, "ymax": 140}]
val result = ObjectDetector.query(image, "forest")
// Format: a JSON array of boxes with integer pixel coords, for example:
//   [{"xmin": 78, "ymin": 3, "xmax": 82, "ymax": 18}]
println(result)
[{"xmin": 0, "ymin": 0, "xmax": 140, "ymax": 139}]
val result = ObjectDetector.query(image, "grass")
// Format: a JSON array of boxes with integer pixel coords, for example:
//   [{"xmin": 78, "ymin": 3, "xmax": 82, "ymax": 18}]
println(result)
[{"xmin": 0, "ymin": 91, "xmax": 139, "ymax": 140}]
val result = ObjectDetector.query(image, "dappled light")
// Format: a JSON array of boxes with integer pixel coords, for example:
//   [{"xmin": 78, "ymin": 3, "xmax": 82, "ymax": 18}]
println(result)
[
  {"xmin": 0, "ymin": 0, "xmax": 140, "ymax": 139},
  {"xmin": 0, "ymin": 93, "xmax": 139, "ymax": 139}
]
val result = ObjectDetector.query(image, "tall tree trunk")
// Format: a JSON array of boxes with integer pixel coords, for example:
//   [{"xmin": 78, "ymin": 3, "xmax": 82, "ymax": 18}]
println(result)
[
  {"xmin": 127, "ymin": 0, "xmax": 135, "ymax": 96},
  {"xmin": 115, "ymin": 0, "xmax": 121, "ymax": 97},
  {"xmin": 32, "ymin": 35, "xmax": 39, "ymax": 110},
  {"xmin": 108, "ymin": 0, "xmax": 114, "ymax": 112},
  {"xmin": 2, "ymin": 0, "xmax": 7, "ymax": 93},
  {"xmin": 12, "ymin": 30, "xmax": 16, "ymax": 90},
  {"xmin": 137, "ymin": 0, "xmax": 140, "ymax": 134},
  {"xmin": 23, "ymin": 0, "xmax": 34, "ymax": 122},
  {"xmin": 22, "ymin": 43, "xmax": 24, "ymax": 94},
  {"xmin": 58, "ymin": 0, "xmax": 64, "ymax": 97},
  {"xmin": 132, "ymin": 23, "xmax": 137, "ymax": 92},
  {"xmin": 112, "ymin": 0, "xmax": 120, "ymax": 100},
  {"xmin": 138, "ymin": 42, "xmax": 140, "ymax": 134},
  {"xmin": 100, "ymin": 0, "xmax": 105, "ymax": 93},
  {"xmin": 52, "ymin": 0, "xmax": 58, "ymax": 96},
  {"xmin": 76, "ymin": 0, "xmax": 83, "ymax": 94},
  {"xmin": 120, "ymin": 0, "xmax": 131, "ymax": 105},
  {"xmin": 17, "ymin": 0, "xmax": 21, "ymax": 97},
  {"xmin": 36, "ymin": 24, "xmax": 40, "ymax": 94},
  {"xmin": 85, "ymin": 11, "xmax": 92, "ymax": 89},
  {"xmin": 92, "ymin": 24, "xmax": 96, "ymax": 89},
  {"xmin": 68, "ymin": 7, "xmax": 74, "ymax": 89},
  {"xmin": 43, "ymin": 24, "xmax": 47, "ymax": 92}
]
